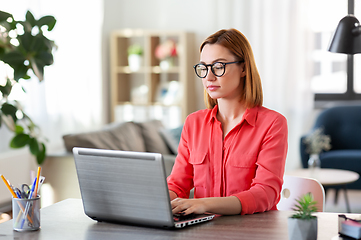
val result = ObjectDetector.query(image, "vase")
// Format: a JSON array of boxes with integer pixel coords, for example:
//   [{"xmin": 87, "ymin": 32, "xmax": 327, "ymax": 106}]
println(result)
[
  {"xmin": 288, "ymin": 218, "xmax": 318, "ymax": 240},
  {"xmin": 160, "ymin": 58, "xmax": 174, "ymax": 70},
  {"xmin": 308, "ymin": 154, "xmax": 321, "ymax": 178}
]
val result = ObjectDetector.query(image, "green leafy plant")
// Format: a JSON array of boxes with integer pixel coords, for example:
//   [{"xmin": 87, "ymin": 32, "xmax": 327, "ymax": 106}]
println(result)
[
  {"xmin": 127, "ymin": 44, "xmax": 143, "ymax": 56},
  {"xmin": 291, "ymin": 193, "xmax": 318, "ymax": 220},
  {"xmin": 0, "ymin": 10, "xmax": 57, "ymax": 165}
]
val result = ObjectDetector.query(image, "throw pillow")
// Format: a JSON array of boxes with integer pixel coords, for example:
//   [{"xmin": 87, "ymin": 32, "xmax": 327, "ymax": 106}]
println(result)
[
  {"xmin": 137, "ymin": 120, "xmax": 172, "ymax": 155},
  {"xmin": 159, "ymin": 125, "xmax": 183, "ymax": 155}
]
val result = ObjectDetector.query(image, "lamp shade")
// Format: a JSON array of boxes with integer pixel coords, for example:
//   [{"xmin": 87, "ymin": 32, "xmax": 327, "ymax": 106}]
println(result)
[{"xmin": 328, "ymin": 15, "xmax": 361, "ymax": 54}]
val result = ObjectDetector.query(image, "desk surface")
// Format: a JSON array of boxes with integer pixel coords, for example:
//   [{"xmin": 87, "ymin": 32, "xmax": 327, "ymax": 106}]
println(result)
[
  {"xmin": 286, "ymin": 168, "xmax": 360, "ymax": 186},
  {"xmin": 0, "ymin": 198, "xmax": 358, "ymax": 240}
]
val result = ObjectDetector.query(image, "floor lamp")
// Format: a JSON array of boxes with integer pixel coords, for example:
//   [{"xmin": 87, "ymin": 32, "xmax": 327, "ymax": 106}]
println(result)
[{"xmin": 326, "ymin": 14, "xmax": 361, "ymax": 203}]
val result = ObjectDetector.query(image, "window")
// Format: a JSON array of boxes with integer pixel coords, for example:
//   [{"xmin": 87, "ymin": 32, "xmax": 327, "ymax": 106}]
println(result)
[{"xmin": 309, "ymin": 0, "xmax": 361, "ymax": 102}]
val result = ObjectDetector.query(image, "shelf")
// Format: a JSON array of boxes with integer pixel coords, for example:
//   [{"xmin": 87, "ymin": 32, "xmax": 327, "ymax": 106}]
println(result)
[
  {"xmin": 114, "ymin": 66, "xmax": 180, "ymax": 74},
  {"xmin": 110, "ymin": 29, "xmax": 196, "ymax": 125}
]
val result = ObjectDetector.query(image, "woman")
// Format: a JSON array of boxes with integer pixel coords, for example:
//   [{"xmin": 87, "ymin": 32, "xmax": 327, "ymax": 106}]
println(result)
[{"xmin": 167, "ymin": 28, "xmax": 288, "ymax": 216}]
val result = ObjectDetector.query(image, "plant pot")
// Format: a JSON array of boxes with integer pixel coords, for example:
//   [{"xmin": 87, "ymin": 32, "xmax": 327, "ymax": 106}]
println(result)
[
  {"xmin": 128, "ymin": 54, "xmax": 142, "ymax": 71},
  {"xmin": 288, "ymin": 217, "xmax": 317, "ymax": 240},
  {"xmin": 159, "ymin": 58, "xmax": 174, "ymax": 70}
]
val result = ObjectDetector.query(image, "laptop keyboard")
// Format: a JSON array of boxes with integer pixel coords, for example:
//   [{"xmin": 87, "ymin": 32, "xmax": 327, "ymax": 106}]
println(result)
[{"xmin": 173, "ymin": 213, "xmax": 198, "ymax": 222}]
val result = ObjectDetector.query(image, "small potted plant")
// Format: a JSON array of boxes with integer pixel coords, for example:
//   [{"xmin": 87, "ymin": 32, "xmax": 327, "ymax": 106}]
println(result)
[
  {"xmin": 127, "ymin": 44, "xmax": 143, "ymax": 71},
  {"xmin": 288, "ymin": 193, "xmax": 318, "ymax": 240}
]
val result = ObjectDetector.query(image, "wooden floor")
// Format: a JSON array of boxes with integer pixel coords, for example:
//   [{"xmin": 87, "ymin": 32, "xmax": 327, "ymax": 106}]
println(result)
[{"xmin": 324, "ymin": 189, "xmax": 361, "ymax": 213}]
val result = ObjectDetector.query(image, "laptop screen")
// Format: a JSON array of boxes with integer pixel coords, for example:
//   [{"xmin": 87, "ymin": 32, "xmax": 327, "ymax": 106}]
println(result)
[{"xmin": 73, "ymin": 147, "xmax": 174, "ymax": 228}]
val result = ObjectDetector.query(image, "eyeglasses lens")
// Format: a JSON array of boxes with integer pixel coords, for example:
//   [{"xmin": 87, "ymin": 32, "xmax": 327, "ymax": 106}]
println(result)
[
  {"xmin": 195, "ymin": 64, "xmax": 207, "ymax": 78},
  {"xmin": 212, "ymin": 63, "xmax": 225, "ymax": 77}
]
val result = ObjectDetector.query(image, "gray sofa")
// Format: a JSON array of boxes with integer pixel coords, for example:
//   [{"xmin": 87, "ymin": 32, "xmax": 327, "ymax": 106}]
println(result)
[{"xmin": 62, "ymin": 120, "xmax": 182, "ymax": 176}]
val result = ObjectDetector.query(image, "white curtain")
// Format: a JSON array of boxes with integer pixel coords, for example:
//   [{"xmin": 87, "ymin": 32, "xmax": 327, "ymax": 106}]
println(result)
[
  {"xmin": 0, "ymin": 0, "xmax": 104, "ymax": 152},
  {"xmin": 211, "ymin": 0, "xmax": 315, "ymax": 170},
  {"xmin": 156, "ymin": 0, "xmax": 315, "ymax": 170}
]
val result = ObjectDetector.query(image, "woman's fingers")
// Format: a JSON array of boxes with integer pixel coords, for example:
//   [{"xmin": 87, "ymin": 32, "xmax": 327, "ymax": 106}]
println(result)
[
  {"xmin": 171, "ymin": 198, "xmax": 206, "ymax": 215},
  {"xmin": 171, "ymin": 198, "xmax": 188, "ymax": 214}
]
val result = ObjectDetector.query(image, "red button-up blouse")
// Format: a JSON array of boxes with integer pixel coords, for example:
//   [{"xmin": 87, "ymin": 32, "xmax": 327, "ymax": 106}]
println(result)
[{"xmin": 167, "ymin": 105, "xmax": 288, "ymax": 215}]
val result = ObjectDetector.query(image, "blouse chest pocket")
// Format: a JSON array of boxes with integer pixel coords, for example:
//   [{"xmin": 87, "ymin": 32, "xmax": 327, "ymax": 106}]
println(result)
[
  {"xmin": 226, "ymin": 154, "xmax": 258, "ymax": 193},
  {"xmin": 189, "ymin": 151, "xmax": 208, "ymax": 165},
  {"xmin": 188, "ymin": 151, "xmax": 208, "ymax": 188},
  {"xmin": 227, "ymin": 154, "xmax": 257, "ymax": 168}
]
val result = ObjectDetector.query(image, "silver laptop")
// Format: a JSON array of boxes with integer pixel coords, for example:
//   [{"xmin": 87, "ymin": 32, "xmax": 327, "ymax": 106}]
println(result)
[{"xmin": 73, "ymin": 147, "xmax": 215, "ymax": 228}]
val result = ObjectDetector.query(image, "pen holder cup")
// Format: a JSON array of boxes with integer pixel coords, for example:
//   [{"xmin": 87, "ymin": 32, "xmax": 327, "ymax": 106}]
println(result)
[{"xmin": 12, "ymin": 196, "xmax": 40, "ymax": 231}]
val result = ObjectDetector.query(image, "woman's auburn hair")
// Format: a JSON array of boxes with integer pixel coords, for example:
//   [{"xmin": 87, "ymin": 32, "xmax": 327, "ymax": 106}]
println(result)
[{"xmin": 200, "ymin": 28, "xmax": 263, "ymax": 109}]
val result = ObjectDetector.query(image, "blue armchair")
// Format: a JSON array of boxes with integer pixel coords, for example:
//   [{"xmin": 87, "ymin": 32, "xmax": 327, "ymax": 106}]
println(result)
[{"xmin": 300, "ymin": 105, "xmax": 361, "ymax": 191}]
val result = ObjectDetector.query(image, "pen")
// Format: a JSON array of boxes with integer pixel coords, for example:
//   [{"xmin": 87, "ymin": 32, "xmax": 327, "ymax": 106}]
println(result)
[
  {"xmin": 13, "ymin": 187, "xmax": 22, "ymax": 199},
  {"xmin": 34, "ymin": 167, "xmax": 41, "ymax": 198},
  {"xmin": 28, "ymin": 177, "xmax": 37, "ymax": 200},
  {"xmin": 20, "ymin": 177, "xmax": 37, "ymax": 229},
  {"xmin": 1, "ymin": 175, "xmax": 18, "ymax": 198}
]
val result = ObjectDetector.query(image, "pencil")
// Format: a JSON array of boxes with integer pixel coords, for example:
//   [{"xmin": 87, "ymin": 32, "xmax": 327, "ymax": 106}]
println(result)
[
  {"xmin": 33, "ymin": 167, "xmax": 41, "ymax": 198},
  {"xmin": 1, "ymin": 175, "xmax": 34, "ymax": 225},
  {"xmin": 1, "ymin": 175, "xmax": 18, "ymax": 198}
]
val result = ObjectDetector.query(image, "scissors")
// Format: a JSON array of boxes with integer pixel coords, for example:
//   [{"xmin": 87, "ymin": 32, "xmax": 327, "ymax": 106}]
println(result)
[{"xmin": 14, "ymin": 184, "xmax": 31, "ymax": 199}]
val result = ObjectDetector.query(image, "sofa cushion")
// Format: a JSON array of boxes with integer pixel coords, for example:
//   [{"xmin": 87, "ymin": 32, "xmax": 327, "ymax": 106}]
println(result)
[
  {"xmin": 320, "ymin": 149, "xmax": 361, "ymax": 172},
  {"xmin": 137, "ymin": 120, "xmax": 172, "ymax": 155},
  {"xmin": 63, "ymin": 121, "xmax": 146, "ymax": 152},
  {"xmin": 63, "ymin": 130, "xmax": 117, "ymax": 151},
  {"xmin": 159, "ymin": 125, "xmax": 183, "ymax": 155},
  {"xmin": 108, "ymin": 122, "xmax": 146, "ymax": 152}
]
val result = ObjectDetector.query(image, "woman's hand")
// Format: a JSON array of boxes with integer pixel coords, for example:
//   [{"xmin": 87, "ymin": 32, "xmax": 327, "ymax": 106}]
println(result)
[
  {"xmin": 171, "ymin": 196, "xmax": 242, "ymax": 216},
  {"xmin": 171, "ymin": 198, "xmax": 207, "ymax": 215}
]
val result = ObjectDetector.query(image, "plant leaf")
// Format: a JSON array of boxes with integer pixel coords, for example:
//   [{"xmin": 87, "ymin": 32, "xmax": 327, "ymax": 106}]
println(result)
[
  {"xmin": 37, "ymin": 15, "xmax": 56, "ymax": 31},
  {"xmin": 29, "ymin": 137, "xmax": 40, "ymax": 156},
  {"xmin": 17, "ymin": 33, "xmax": 54, "ymax": 81},
  {"xmin": 0, "ymin": 11, "xmax": 16, "ymax": 31},
  {"xmin": 10, "ymin": 133, "xmax": 30, "ymax": 148},
  {"xmin": 0, "ymin": 78, "xmax": 12, "ymax": 97},
  {"xmin": 36, "ymin": 143, "xmax": 46, "ymax": 165},
  {"xmin": 1, "ymin": 102, "xmax": 18, "ymax": 122},
  {"xmin": 0, "ymin": 51, "xmax": 28, "ymax": 81},
  {"xmin": 291, "ymin": 193, "xmax": 318, "ymax": 220},
  {"xmin": 0, "ymin": 10, "xmax": 12, "ymax": 22},
  {"xmin": 25, "ymin": 11, "xmax": 36, "ymax": 28},
  {"xmin": 14, "ymin": 125, "xmax": 24, "ymax": 134}
]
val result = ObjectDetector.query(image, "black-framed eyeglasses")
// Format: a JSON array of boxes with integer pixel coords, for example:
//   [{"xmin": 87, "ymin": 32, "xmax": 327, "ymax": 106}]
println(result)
[{"xmin": 193, "ymin": 60, "xmax": 244, "ymax": 78}]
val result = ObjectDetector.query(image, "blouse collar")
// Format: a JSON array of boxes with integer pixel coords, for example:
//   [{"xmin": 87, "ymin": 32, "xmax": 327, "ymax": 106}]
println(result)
[{"xmin": 209, "ymin": 104, "xmax": 258, "ymax": 127}]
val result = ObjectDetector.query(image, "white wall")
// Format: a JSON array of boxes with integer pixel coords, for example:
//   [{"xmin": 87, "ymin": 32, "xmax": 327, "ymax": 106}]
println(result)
[{"xmin": 0, "ymin": 150, "xmax": 38, "ymax": 207}]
